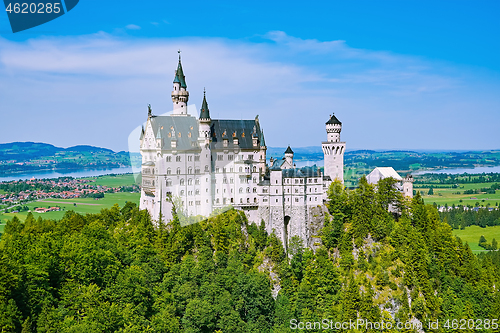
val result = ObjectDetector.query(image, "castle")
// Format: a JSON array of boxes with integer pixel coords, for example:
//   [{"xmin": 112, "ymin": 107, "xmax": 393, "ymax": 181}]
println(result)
[{"xmin": 139, "ymin": 55, "xmax": 409, "ymax": 249}]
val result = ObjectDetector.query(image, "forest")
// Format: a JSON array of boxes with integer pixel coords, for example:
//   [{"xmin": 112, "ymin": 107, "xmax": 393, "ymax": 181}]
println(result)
[{"xmin": 0, "ymin": 178, "xmax": 499, "ymax": 332}]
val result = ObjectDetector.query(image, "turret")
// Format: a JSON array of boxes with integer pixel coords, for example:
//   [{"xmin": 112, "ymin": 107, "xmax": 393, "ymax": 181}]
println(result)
[
  {"xmin": 402, "ymin": 174, "xmax": 414, "ymax": 198},
  {"xmin": 198, "ymin": 89, "xmax": 211, "ymax": 144},
  {"xmin": 171, "ymin": 51, "xmax": 189, "ymax": 115},
  {"xmin": 284, "ymin": 146, "xmax": 294, "ymax": 168},
  {"xmin": 322, "ymin": 114, "xmax": 345, "ymax": 183}
]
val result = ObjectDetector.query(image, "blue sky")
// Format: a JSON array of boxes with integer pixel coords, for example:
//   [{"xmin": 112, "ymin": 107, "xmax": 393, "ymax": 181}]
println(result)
[{"xmin": 0, "ymin": 0, "xmax": 499, "ymax": 151}]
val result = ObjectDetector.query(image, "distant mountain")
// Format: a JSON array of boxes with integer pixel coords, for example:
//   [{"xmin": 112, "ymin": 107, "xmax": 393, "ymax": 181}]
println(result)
[{"xmin": 0, "ymin": 142, "xmax": 116, "ymax": 161}]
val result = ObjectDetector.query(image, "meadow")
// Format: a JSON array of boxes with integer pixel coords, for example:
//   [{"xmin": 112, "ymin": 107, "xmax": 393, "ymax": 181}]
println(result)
[
  {"xmin": 416, "ymin": 182, "xmax": 500, "ymax": 207},
  {"xmin": 0, "ymin": 192, "xmax": 140, "ymax": 225},
  {"xmin": 452, "ymin": 225, "xmax": 500, "ymax": 252},
  {"xmin": 83, "ymin": 173, "xmax": 141, "ymax": 187}
]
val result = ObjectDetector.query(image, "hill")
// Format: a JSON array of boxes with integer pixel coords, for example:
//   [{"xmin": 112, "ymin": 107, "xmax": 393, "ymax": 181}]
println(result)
[
  {"xmin": 0, "ymin": 179, "xmax": 499, "ymax": 331},
  {"xmin": 0, "ymin": 142, "xmax": 133, "ymax": 176}
]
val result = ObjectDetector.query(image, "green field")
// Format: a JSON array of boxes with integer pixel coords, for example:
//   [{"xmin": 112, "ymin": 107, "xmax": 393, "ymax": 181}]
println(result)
[
  {"xmin": 417, "ymin": 182, "xmax": 500, "ymax": 207},
  {"xmin": 84, "ymin": 173, "xmax": 141, "ymax": 187},
  {"xmin": 0, "ymin": 192, "xmax": 140, "ymax": 224},
  {"xmin": 453, "ymin": 225, "xmax": 500, "ymax": 252}
]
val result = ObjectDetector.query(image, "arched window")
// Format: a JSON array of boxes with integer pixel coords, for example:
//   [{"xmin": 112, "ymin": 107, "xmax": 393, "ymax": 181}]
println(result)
[
  {"xmin": 239, "ymin": 188, "xmax": 243, "ymax": 193},
  {"xmin": 253, "ymin": 166, "xmax": 256, "ymax": 172},
  {"xmin": 167, "ymin": 168, "xmax": 171, "ymax": 175},
  {"xmin": 176, "ymin": 168, "xmax": 181, "ymax": 175},
  {"xmin": 166, "ymin": 179, "xmax": 172, "ymax": 186},
  {"xmin": 253, "ymin": 188, "xmax": 257, "ymax": 193},
  {"xmin": 180, "ymin": 190, "xmax": 184, "ymax": 195},
  {"xmin": 246, "ymin": 187, "xmax": 250, "ymax": 193},
  {"xmin": 188, "ymin": 167, "xmax": 192, "ymax": 174},
  {"xmin": 205, "ymin": 165, "xmax": 209, "ymax": 172},
  {"xmin": 188, "ymin": 179, "xmax": 192, "ymax": 185},
  {"xmin": 180, "ymin": 179, "xmax": 185, "ymax": 186},
  {"xmin": 254, "ymin": 197, "xmax": 257, "ymax": 203},
  {"xmin": 247, "ymin": 198, "xmax": 250, "ymax": 203},
  {"xmin": 239, "ymin": 167, "xmax": 242, "ymax": 172}
]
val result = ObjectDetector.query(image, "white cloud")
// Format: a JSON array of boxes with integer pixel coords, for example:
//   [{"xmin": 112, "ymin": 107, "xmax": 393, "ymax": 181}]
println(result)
[
  {"xmin": 125, "ymin": 24, "xmax": 141, "ymax": 30},
  {"xmin": 0, "ymin": 32, "xmax": 498, "ymax": 151}
]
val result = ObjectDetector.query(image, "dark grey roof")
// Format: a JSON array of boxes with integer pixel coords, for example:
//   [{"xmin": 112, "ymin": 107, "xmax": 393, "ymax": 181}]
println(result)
[
  {"xmin": 326, "ymin": 114, "xmax": 341, "ymax": 125},
  {"xmin": 210, "ymin": 119, "xmax": 264, "ymax": 150},
  {"xmin": 285, "ymin": 146, "xmax": 294, "ymax": 154},
  {"xmin": 282, "ymin": 165, "xmax": 320, "ymax": 178},
  {"xmin": 269, "ymin": 159, "xmax": 281, "ymax": 171},
  {"xmin": 150, "ymin": 115, "xmax": 200, "ymax": 151},
  {"xmin": 173, "ymin": 59, "xmax": 187, "ymax": 88}
]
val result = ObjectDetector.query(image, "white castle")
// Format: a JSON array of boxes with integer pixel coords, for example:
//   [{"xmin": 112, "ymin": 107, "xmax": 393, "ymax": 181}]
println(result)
[{"xmin": 139, "ymin": 56, "xmax": 411, "ymax": 248}]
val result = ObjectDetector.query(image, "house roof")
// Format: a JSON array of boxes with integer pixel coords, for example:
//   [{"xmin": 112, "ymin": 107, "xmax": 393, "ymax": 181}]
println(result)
[
  {"xmin": 149, "ymin": 115, "xmax": 200, "ymax": 151},
  {"xmin": 210, "ymin": 119, "xmax": 264, "ymax": 150},
  {"xmin": 173, "ymin": 59, "xmax": 187, "ymax": 88},
  {"xmin": 285, "ymin": 146, "xmax": 294, "ymax": 154},
  {"xmin": 370, "ymin": 167, "xmax": 402, "ymax": 181}
]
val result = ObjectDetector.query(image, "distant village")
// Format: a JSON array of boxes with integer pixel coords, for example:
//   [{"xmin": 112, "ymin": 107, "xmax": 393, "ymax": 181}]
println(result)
[{"xmin": 0, "ymin": 177, "xmax": 139, "ymax": 213}]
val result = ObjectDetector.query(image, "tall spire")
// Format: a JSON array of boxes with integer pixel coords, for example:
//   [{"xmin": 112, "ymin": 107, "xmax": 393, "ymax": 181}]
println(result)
[
  {"xmin": 199, "ymin": 88, "xmax": 210, "ymax": 119},
  {"xmin": 173, "ymin": 50, "xmax": 187, "ymax": 89},
  {"xmin": 171, "ymin": 51, "xmax": 189, "ymax": 114}
]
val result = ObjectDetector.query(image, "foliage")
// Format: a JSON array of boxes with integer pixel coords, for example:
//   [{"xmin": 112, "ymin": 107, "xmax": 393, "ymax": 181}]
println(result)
[{"xmin": 1, "ymin": 180, "xmax": 499, "ymax": 332}]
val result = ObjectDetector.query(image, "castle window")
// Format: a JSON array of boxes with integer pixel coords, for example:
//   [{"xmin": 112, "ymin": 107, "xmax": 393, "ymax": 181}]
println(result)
[
  {"xmin": 295, "ymin": 179, "xmax": 298, "ymax": 184},
  {"xmin": 315, "ymin": 188, "xmax": 317, "ymax": 192},
  {"xmin": 253, "ymin": 188, "xmax": 257, "ymax": 193},
  {"xmin": 217, "ymin": 154, "xmax": 223, "ymax": 161},
  {"xmin": 188, "ymin": 156, "xmax": 192, "ymax": 162},
  {"xmin": 217, "ymin": 198, "xmax": 220, "ymax": 203},
  {"xmin": 300, "ymin": 179, "xmax": 304, "ymax": 184},
  {"xmin": 180, "ymin": 190, "xmax": 184, "ymax": 195},
  {"xmin": 228, "ymin": 155, "xmax": 234, "ymax": 161},
  {"xmin": 314, "ymin": 179, "xmax": 318, "ymax": 183},
  {"xmin": 167, "ymin": 168, "xmax": 171, "ymax": 175},
  {"xmin": 308, "ymin": 179, "xmax": 312, "ymax": 183},
  {"xmin": 195, "ymin": 189, "xmax": 200, "ymax": 195},
  {"xmin": 253, "ymin": 166, "xmax": 256, "ymax": 172},
  {"xmin": 246, "ymin": 188, "xmax": 250, "ymax": 193},
  {"xmin": 188, "ymin": 191, "xmax": 193, "ymax": 196},
  {"xmin": 239, "ymin": 167, "xmax": 243, "ymax": 172},
  {"xmin": 253, "ymin": 178, "xmax": 257, "ymax": 183},
  {"xmin": 195, "ymin": 168, "xmax": 200, "ymax": 174},
  {"xmin": 178, "ymin": 132, "xmax": 181, "ymax": 138},
  {"xmin": 231, "ymin": 198, "xmax": 234, "ymax": 203},
  {"xmin": 315, "ymin": 197, "xmax": 318, "ymax": 201},
  {"xmin": 223, "ymin": 178, "xmax": 227, "ymax": 184},
  {"xmin": 295, "ymin": 198, "xmax": 299, "ymax": 202},
  {"xmin": 240, "ymin": 198, "xmax": 243, "ymax": 203},
  {"xmin": 166, "ymin": 179, "xmax": 172, "ymax": 186},
  {"xmin": 295, "ymin": 188, "xmax": 299, "ymax": 193},
  {"xmin": 216, "ymin": 167, "xmax": 220, "ymax": 173},
  {"xmin": 180, "ymin": 179, "xmax": 185, "ymax": 185},
  {"xmin": 188, "ymin": 167, "xmax": 192, "ymax": 174},
  {"xmin": 276, "ymin": 189, "xmax": 278, "ymax": 194},
  {"xmin": 230, "ymin": 178, "xmax": 234, "ymax": 184},
  {"xmin": 276, "ymin": 199, "xmax": 278, "ymax": 202},
  {"xmin": 287, "ymin": 189, "xmax": 290, "ymax": 193},
  {"xmin": 239, "ymin": 188, "xmax": 243, "ymax": 193},
  {"xmin": 189, "ymin": 201, "xmax": 193, "ymax": 206},
  {"xmin": 188, "ymin": 179, "xmax": 193, "ymax": 185},
  {"xmin": 176, "ymin": 168, "xmax": 181, "ymax": 175},
  {"xmin": 194, "ymin": 155, "xmax": 200, "ymax": 161},
  {"xmin": 176, "ymin": 156, "xmax": 181, "ymax": 162},
  {"xmin": 196, "ymin": 201, "xmax": 200, "ymax": 205},
  {"xmin": 205, "ymin": 165, "xmax": 209, "ymax": 172},
  {"xmin": 166, "ymin": 156, "xmax": 172, "ymax": 162},
  {"xmin": 309, "ymin": 188, "xmax": 312, "ymax": 193},
  {"xmin": 248, "ymin": 155, "xmax": 253, "ymax": 160},
  {"xmin": 223, "ymin": 167, "xmax": 226, "ymax": 173},
  {"xmin": 223, "ymin": 198, "xmax": 226, "ymax": 204},
  {"xmin": 254, "ymin": 198, "xmax": 257, "ymax": 203}
]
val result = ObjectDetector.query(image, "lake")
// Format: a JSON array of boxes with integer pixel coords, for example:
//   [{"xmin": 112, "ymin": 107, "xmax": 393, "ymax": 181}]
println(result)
[{"xmin": 0, "ymin": 167, "xmax": 135, "ymax": 182}]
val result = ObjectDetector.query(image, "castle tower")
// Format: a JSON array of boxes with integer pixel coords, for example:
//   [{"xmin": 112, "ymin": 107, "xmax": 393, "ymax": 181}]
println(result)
[
  {"xmin": 322, "ymin": 114, "xmax": 345, "ymax": 183},
  {"xmin": 198, "ymin": 90, "xmax": 213, "ymax": 216},
  {"xmin": 171, "ymin": 51, "xmax": 189, "ymax": 115},
  {"xmin": 402, "ymin": 174, "xmax": 414, "ymax": 198}
]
